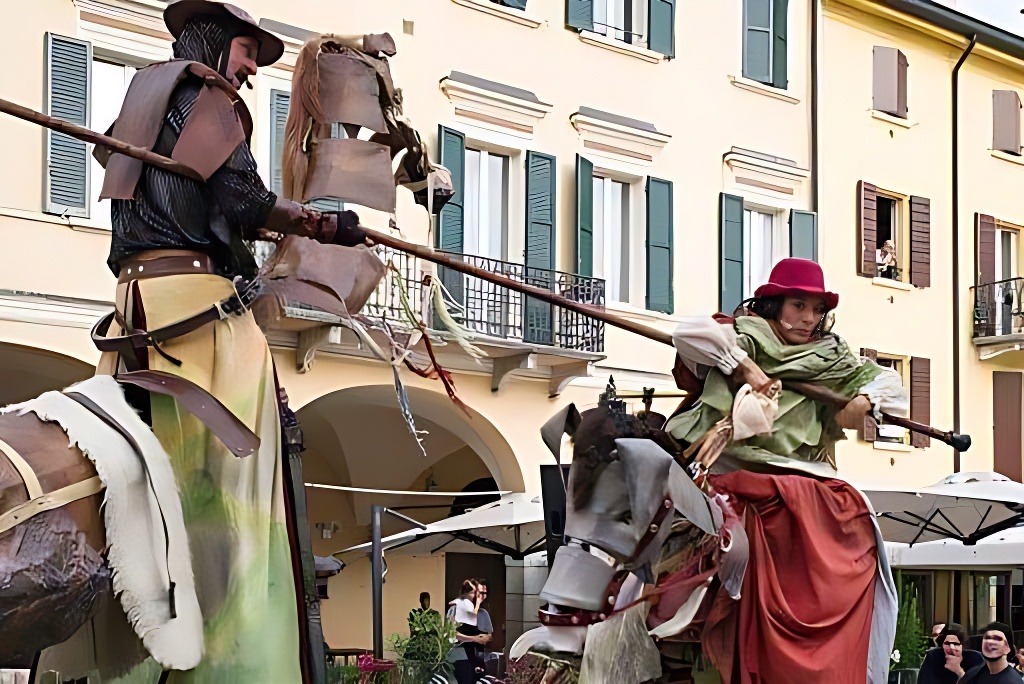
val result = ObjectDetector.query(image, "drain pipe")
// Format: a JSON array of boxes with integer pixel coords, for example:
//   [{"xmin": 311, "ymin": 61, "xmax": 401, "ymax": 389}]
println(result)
[
  {"xmin": 952, "ymin": 34, "xmax": 976, "ymax": 472},
  {"xmin": 810, "ymin": 0, "xmax": 819, "ymax": 214}
]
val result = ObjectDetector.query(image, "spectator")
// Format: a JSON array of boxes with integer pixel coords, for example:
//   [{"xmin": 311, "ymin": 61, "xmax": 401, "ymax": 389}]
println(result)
[
  {"xmin": 918, "ymin": 623, "xmax": 982, "ymax": 683},
  {"xmin": 408, "ymin": 592, "xmax": 441, "ymax": 636},
  {"xmin": 448, "ymin": 580, "xmax": 484, "ymax": 684},
  {"xmin": 958, "ymin": 622, "xmax": 1022, "ymax": 682},
  {"xmin": 931, "ymin": 623, "xmax": 947, "ymax": 648}
]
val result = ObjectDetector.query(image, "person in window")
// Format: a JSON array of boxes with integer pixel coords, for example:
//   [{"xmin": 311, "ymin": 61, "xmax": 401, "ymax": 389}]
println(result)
[
  {"xmin": 666, "ymin": 258, "xmax": 909, "ymax": 682},
  {"xmin": 958, "ymin": 623, "xmax": 1022, "ymax": 682},
  {"xmin": 877, "ymin": 239, "xmax": 899, "ymax": 280},
  {"xmin": 918, "ymin": 623, "xmax": 982, "ymax": 683},
  {"xmin": 35, "ymin": 2, "xmax": 366, "ymax": 682}
]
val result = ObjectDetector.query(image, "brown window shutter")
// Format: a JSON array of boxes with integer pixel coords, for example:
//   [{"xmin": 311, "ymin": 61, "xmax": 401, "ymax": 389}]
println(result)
[
  {"xmin": 993, "ymin": 90, "xmax": 1022, "ymax": 155},
  {"xmin": 977, "ymin": 213, "xmax": 997, "ymax": 285},
  {"xmin": 976, "ymin": 213, "xmax": 997, "ymax": 337},
  {"xmin": 909, "ymin": 196, "xmax": 930, "ymax": 288},
  {"xmin": 910, "ymin": 357, "xmax": 931, "ymax": 448},
  {"xmin": 873, "ymin": 47, "xmax": 909, "ymax": 119},
  {"xmin": 860, "ymin": 348, "xmax": 878, "ymax": 441},
  {"xmin": 858, "ymin": 181, "xmax": 877, "ymax": 278},
  {"xmin": 993, "ymin": 371, "xmax": 1023, "ymax": 482},
  {"xmin": 991, "ymin": 370, "xmax": 1024, "ymax": 483}
]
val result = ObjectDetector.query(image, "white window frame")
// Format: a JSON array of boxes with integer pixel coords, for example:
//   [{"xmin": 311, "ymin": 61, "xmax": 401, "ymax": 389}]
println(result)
[
  {"xmin": 458, "ymin": 127, "xmax": 526, "ymax": 265},
  {"xmin": 85, "ymin": 58, "xmax": 136, "ymax": 230},
  {"xmin": 592, "ymin": 174, "xmax": 631, "ymax": 304},
  {"xmin": 593, "ymin": 0, "xmax": 647, "ymax": 47},
  {"xmin": 742, "ymin": 203, "xmax": 787, "ymax": 300},
  {"xmin": 589, "ymin": 161, "xmax": 645, "ymax": 310},
  {"xmin": 995, "ymin": 222, "xmax": 1021, "ymax": 335},
  {"xmin": 876, "ymin": 354, "xmax": 910, "ymax": 444},
  {"xmin": 255, "ymin": 71, "xmax": 293, "ymax": 191},
  {"xmin": 464, "ymin": 147, "xmax": 510, "ymax": 262}
]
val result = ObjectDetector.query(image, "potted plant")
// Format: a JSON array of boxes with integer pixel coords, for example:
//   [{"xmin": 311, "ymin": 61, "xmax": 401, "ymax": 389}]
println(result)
[
  {"xmin": 387, "ymin": 608, "xmax": 458, "ymax": 683},
  {"xmin": 888, "ymin": 572, "xmax": 929, "ymax": 684}
]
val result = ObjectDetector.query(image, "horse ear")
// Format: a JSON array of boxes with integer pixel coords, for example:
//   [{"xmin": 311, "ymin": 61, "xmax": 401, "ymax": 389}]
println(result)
[{"xmin": 540, "ymin": 403, "xmax": 580, "ymax": 463}]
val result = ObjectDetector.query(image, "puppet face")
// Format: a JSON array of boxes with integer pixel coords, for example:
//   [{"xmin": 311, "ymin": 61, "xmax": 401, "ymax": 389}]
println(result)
[
  {"xmin": 773, "ymin": 295, "xmax": 827, "ymax": 345},
  {"xmin": 226, "ymin": 36, "xmax": 259, "ymax": 87}
]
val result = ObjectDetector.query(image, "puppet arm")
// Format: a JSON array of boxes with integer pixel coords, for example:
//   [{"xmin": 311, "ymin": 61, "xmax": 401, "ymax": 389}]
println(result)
[{"xmin": 672, "ymin": 317, "xmax": 771, "ymax": 390}]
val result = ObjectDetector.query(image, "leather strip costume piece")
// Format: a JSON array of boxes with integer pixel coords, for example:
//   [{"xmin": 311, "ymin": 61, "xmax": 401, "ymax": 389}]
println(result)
[
  {"xmin": 0, "ymin": 435, "xmax": 43, "ymax": 499},
  {"xmin": 0, "ymin": 476, "xmax": 104, "ymax": 536}
]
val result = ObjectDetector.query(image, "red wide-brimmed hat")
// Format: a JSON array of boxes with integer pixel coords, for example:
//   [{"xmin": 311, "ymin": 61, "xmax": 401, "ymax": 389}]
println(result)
[{"xmin": 754, "ymin": 258, "xmax": 839, "ymax": 309}]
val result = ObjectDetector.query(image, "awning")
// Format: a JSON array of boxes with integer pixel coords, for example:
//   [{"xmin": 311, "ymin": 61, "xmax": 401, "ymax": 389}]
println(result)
[
  {"xmin": 337, "ymin": 493, "xmax": 546, "ymax": 560},
  {"xmin": 863, "ymin": 471, "xmax": 1024, "ymax": 545},
  {"xmin": 886, "ymin": 525, "xmax": 1024, "ymax": 569}
]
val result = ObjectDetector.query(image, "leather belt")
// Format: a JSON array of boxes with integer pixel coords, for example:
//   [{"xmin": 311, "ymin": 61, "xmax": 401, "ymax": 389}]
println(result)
[
  {"xmin": 92, "ymin": 279, "xmax": 259, "ymax": 372},
  {"xmin": 118, "ymin": 251, "xmax": 217, "ymax": 283}
]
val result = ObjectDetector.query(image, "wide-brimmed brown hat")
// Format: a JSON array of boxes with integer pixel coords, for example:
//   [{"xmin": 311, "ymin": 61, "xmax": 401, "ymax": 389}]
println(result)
[{"xmin": 164, "ymin": 0, "xmax": 284, "ymax": 67}]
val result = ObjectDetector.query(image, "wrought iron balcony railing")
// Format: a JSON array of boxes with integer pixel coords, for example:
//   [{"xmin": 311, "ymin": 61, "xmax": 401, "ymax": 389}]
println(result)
[
  {"xmin": 973, "ymin": 277, "xmax": 1024, "ymax": 338},
  {"xmin": 366, "ymin": 247, "xmax": 606, "ymax": 353}
]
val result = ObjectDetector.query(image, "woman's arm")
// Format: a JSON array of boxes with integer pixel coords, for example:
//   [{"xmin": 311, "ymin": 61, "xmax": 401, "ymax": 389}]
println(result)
[{"xmin": 672, "ymin": 318, "xmax": 771, "ymax": 389}]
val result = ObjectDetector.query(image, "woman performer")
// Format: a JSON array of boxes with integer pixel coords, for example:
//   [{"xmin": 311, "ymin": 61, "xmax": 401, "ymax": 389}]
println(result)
[{"xmin": 667, "ymin": 257, "xmax": 906, "ymax": 684}]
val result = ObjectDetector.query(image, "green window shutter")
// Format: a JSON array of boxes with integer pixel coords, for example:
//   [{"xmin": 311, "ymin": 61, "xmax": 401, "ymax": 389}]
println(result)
[
  {"xmin": 436, "ymin": 126, "xmax": 466, "ymax": 313},
  {"xmin": 772, "ymin": 0, "xmax": 788, "ymax": 89},
  {"xmin": 720, "ymin": 193, "xmax": 745, "ymax": 315},
  {"xmin": 44, "ymin": 34, "xmax": 91, "ymax": 217},
  {"xmin": 524, "ymin": 151, "xmax": 556, "ymax": 345},
  {"xmin": 648, "ymin": 0, "xmax": 676, "ymax": 58},
  {"xmin": 645, "ymin": 177, "xmax": 674, "ymax": 314},
  {"xmin": 270, "ymin": 89, "xmax": 290, "ymax": 197},
  {"xmin": 501, "ymin": 0, "xmax": 528, "ymax": 8},
  {"xmin": 790, "ymin": 210, "xmax": 817, "ymax": 261},
  {"xmin": 566, "ymin": 0, "xmax": 594, "ymax": 32},
  {"xmin": 437, "ymin": 125, "xmax": 466, "ymax": 252},
  {"xmin": 742, "ymin": 0, "xmax": 771, "ymax": 85},
  {"xmin": 576, "ymin": 155, "xmax": 593, "ymax": 277}
]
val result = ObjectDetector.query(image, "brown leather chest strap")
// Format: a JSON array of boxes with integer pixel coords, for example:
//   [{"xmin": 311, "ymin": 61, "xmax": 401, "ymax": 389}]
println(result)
[{"xmin": 116, "ymin": 370, "xmax": 259, "ymax": 458}]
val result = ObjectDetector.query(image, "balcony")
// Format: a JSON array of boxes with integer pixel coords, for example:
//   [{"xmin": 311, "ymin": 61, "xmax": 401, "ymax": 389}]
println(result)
[
  {"xmin": 972, "ymin": 278, "xmax": 1024, "ymax": 356},
  {"xmin": 366, "ymin": 247, "xmax": 606, "ymax": 353}
]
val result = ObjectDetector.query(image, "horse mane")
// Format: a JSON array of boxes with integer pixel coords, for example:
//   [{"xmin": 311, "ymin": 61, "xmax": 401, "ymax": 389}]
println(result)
[{"xmin": 281, "ymin": 37, "xmax": 326, "ymax": 202}]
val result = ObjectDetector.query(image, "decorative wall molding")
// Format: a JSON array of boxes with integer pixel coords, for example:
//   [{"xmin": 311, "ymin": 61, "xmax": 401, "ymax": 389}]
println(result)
[
  {"xmin": 723, "ymin": 149, "xmax": 809, "ymax": 199},
  {"xmin": 571, "ymin": 110, "xmax": 670, "ymax": 166},
  {"xmin": 441, "ymin": 76, "xmax": 552, "ymax": 139}
]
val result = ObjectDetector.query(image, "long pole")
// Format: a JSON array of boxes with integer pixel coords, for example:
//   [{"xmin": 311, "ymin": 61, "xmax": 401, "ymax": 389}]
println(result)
[
  {"xmin": 370, "ymin": 504, "xmax": 384, "ymax": 659},
  {"xmin": 361, "ymin": 226, "xmax": 971, "ymax": 451},
  {"xmin": 0, "ymin": 97, "xmax": 205, "ymax": 182}
]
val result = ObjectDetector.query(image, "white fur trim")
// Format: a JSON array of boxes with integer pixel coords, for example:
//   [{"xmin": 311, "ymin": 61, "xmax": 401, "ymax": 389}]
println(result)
[{"xmin": 3, "ymin": 375, "xmax": 203, "ymax": 670}]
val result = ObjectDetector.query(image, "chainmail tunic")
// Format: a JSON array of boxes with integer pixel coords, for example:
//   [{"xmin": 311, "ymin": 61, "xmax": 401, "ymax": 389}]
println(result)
[{"xmin": 107, "ymin": 18, "xmax": 276, "ymax": 278}]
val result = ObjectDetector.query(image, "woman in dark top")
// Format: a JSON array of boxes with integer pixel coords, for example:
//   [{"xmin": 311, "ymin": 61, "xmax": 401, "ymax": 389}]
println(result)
[{"xmin": 918, "ymin": 623, "xmax": 984, "ymax": 684}]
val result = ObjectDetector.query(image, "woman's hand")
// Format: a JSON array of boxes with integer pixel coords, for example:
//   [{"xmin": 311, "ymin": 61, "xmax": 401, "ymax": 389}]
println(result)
[
  {"xmin": 736, "ymin": 358, "xmax": 771, "ymax": 392},
  {"xmin": 835, "ymin": 395, "xmax": 872, "ymax": 430}
]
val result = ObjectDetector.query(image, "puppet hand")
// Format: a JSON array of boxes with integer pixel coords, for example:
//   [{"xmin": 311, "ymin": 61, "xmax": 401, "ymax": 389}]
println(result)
[{"xmin": 835, "ymin": 395, "xmax": 872, "ymax": 430}]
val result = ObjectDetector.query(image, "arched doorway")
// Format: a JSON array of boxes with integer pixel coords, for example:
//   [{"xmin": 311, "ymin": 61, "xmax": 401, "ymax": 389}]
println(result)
[{"xmin": 295, "ymin": 383, "xmax": 524, "ymax": 652}]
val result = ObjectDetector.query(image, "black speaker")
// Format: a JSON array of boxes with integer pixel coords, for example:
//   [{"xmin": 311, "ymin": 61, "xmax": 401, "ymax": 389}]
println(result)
[{"xmin": 539, "ymin": 464, "xmax": 570, "ymax": 567}]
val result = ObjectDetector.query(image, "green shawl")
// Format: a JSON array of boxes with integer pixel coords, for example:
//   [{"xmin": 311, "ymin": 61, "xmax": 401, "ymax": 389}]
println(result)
[{"xmin": 665, "ymin": 317, "xmax": 885, "ymax": 476}]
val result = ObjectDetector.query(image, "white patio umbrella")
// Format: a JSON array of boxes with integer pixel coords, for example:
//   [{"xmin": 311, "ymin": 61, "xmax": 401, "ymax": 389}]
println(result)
[
  {"xmin": 863, "ymin": 472, "xmax": 1024, "ymax": 546},
  {"xmin": 886, "ymin": 524, "xmax": 1024, "ymax": 569},
  {"xmin": 337, "ymin": 493, "xmax": 547, "ymax": 560}
]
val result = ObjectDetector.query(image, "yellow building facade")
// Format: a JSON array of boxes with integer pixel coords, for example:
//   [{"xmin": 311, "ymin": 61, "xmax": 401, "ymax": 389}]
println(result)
[{"xmin": 2, "ymin": 0, "xmax": 1022, "ymax": 656}]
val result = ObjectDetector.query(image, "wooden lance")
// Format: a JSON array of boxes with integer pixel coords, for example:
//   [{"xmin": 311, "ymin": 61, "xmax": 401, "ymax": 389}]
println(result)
[{"xmin": 0, "ymin": 97, "xmax": 969, "ymax": 451}]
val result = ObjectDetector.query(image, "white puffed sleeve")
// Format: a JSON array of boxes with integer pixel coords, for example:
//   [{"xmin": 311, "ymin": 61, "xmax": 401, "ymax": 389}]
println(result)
[
  {"xmin": 672, "ymin": 317, "xmax": 749, "ymax": 376},
  {"xmin": 860, "ymin": 365, "xmax": 910, "ymax": 419}
]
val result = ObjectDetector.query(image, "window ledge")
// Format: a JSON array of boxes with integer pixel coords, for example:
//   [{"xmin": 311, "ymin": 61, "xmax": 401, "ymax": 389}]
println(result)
[
  {"xmin": 727, "ymin": 75, "xmax": 800, "ymax": 104},
  {"xmin": 873, "ymin": 441, "xmax": 914, "ymax": 453},
  {"xmin": 991, "ymin": 149, "xmax": 1024, "ymax": 166},
  {"xmin": 578, "ymin": 31, "xmax": 662, "ymax": 64},
  {"xmin": 441, "ymin": 77, "xmax": 552, "ymax": 139},
  {"xmin": 571, "ymin": 111, "xmax": 670, "ymax": 166},
  {"xmin": 871, "ymin": 277, "xmax": 914, "ymax": 292},
  {"xmin": 870, "ymin": 110, "xmax": 915, "ymax": 129},
  {"xmin": 451, "ymin": 0, "xmax": 543, "ymax": 28}
]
